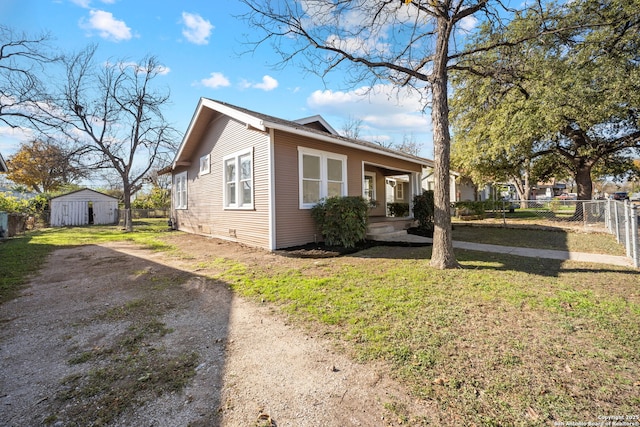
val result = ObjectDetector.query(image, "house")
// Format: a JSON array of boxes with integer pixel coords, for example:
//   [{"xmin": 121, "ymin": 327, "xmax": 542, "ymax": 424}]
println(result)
[
  {"xmin": 421, "ymin": 166, "xmax": 475, "ymax": 202},
  {"xmin": 50, "ymin": 188, "xmax": 119, "ymax": 227},
  {"xmin": 163, "ymin": 98, "xmax": 438, "ymax": 250}
]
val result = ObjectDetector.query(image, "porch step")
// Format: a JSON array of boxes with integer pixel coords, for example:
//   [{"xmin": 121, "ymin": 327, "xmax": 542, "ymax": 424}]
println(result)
[
  {"xmin": 366, "ymin": 229, "xmax": 409, "ymax": 240},
  {"xmin": 366, "ymin": 218, "xmax": 415, "ymax": 240}
]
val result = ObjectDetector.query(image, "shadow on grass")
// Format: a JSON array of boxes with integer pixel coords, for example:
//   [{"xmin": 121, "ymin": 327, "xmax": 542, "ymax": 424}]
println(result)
[
  {"xmin": 455, "ymin": 248, "xmax": 638, "ymax": 276},
  {"xmin": 0, "ymin": 243, "xmax": 231, "ymax": 426}
]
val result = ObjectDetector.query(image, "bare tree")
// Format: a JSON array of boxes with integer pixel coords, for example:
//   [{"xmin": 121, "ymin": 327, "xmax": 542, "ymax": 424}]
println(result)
[
  {"xmin": 49, "ymin": 46, "xmax": 179, "ymax": 230},
  {"xmin": 394, "ymin": 133, "xmax": 423, "ymax": 157},
  {"xmin": 0, "ymin": 25, "xmax": 59, "ymax": 129},
  {"xmin": 340, "ymin": 115, "xmax": 363, "ymax": 139},
  {"xmin": 240, "ymin": 0, "xmax": 559, "ymax": 268}
]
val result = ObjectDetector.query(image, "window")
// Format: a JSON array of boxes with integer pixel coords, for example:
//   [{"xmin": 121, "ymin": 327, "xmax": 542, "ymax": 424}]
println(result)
[
  {"xmin": 199, "ymin": 154, "xmax": 210, "ymax": 175},
  {"xmin": 298, "ymin": 147, "xmax": 347, "ymax": 208},
  {"xmin": 174, "ymin": 171, "xmax": 187, "ymax": 209},
  {"xmin": 364, "ymin": 172, "xmax": 376, "ymax": 203},
  {"xmin": 395, "ymin": 182, "xmax": 404, "ymax": 200},
  {"xmin": 224, "ymin": 149, "xmax": 253, "ymax": 209}
]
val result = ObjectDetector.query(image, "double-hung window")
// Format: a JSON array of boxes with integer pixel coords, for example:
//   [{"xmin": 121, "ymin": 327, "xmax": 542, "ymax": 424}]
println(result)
[
  {"xmin": 224, "ymin": 148, "xmax": 253, "ymax": 209},
  {"xmin": 298, "ymin": 147, "xmax": 347, "ymax": 209},
  {"xmin": 174, "ymin": 171, "xmax": 187, "ymax": 209}
]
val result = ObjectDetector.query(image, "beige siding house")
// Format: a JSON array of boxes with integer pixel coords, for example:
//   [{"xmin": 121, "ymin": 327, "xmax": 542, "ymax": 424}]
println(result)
[{"xmin": 165, "ymin": 98, "xmax": 431, "ymax": 250}]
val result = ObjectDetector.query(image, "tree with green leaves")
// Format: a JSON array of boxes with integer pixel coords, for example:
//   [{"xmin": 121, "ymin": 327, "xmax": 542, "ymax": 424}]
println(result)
[
  {"xmin": 451, "ymin": 0, "xmax": 640, "ymax": 209},
  {"xmin": 239, "ymin": 0, "xmax": 574, "ymax": 269},
  {"xmin": 6, "ymin": 139, "xmax": 84, "ymax": 193}
]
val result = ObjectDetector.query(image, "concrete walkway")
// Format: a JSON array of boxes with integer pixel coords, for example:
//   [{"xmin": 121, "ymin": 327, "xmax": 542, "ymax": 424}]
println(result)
[{"xmin": 374, "ymin": 233, "xmax": 635, "ymax": 268}]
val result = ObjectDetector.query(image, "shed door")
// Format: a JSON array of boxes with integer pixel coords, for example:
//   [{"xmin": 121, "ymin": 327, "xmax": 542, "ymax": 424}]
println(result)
[{"xmin": 61, "ymin": 201, "xmax": 89, "ymax": 226}]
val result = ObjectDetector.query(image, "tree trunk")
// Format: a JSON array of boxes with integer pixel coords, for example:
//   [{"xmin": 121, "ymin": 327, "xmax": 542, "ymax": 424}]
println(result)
[
  {"xmin": 123, "ymin": 184, "xmax": 133, "ymax": 232},
  {"xmin": 429, "ymin": 17, "xmax": 459, "ymax": 269},
  {"xmin": 512, "ymin": 167, "xmax": 531, "ymax": 209},
  {"xmin": 573, "ymin": 164, "xmax": 593, "ymax": 220}
]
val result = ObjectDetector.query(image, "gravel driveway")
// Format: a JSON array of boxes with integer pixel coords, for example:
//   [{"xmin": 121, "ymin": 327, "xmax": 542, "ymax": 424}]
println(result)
[{"xmin": 1, "ymin": 235, "xmax": 428, "ymax": 426}]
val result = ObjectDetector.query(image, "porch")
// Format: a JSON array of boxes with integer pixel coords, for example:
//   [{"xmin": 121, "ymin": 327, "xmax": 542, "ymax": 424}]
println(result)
[{"xmin": 366, "ymin": 216, "xmax": 417, "ymax": 240}]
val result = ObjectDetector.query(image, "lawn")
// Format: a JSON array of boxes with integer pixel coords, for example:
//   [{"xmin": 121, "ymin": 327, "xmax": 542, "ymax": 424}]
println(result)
[
  {"xmin": 452, "ymin": 224, "xmax": 627, "ymax": 256},
  {"xmin": 2, "ymin": 222, "xmax": 638, "ymax": 425}
]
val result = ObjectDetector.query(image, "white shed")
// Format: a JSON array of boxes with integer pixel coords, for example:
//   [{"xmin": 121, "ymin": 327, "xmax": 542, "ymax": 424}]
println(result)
[{"xmin": 50, "ymin": 188, "xmax": 119, "ymax": 227}]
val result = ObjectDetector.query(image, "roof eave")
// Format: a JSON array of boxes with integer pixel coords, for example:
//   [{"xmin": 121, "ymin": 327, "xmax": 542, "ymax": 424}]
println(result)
[
  {"xmin": 171, "ymin": 98, "xmax": 267, "ymax": 170},
  {"xmin": 264, "ymin": 120, "xmax": 431, "ymax": 167}
]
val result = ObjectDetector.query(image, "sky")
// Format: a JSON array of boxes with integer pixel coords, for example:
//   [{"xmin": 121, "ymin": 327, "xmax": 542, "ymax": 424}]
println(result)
[{"xmin": 0, "ymin": 0, "xmax": 435, "ymax": 162}]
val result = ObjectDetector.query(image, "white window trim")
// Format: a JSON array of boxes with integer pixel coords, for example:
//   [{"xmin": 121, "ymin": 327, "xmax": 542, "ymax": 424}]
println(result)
[
  {"xmin": 364, "ymin": 171, "xmax": 376, "ymax": 203},
  {"xmin": 174, "ymin": 171, "xmax": 187, "ymax": 210},
  {"xmin": 199, "ymin": 154, "xmax": 210, "ymax": 175},
  {"xmin": 298, "ymin": 147, "xmax": 348, "ymax": 209},
  {"xmin": 395, "ymin": 182, "xmax": 404, "ymax": 200},
  {"xmin": 223, "ymin": 148, "xmax": 254, "ymax": 210}
]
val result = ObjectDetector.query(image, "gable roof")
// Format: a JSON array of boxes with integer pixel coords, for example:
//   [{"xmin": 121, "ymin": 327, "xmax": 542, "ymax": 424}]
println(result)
[
  {"xmin": 170, "ymin": 98, "xmax": 434, "ymax": 170},
  {"xmin": 50, "ymin": 188, "xmax": 119, "ymax": 201},
  {"xmin": 0, "ymin": 151, "xmax": 7, "ymax": 173},
  {"xmin": 293, "ymin": 115, "xmax": 339, "ymax": 135}
]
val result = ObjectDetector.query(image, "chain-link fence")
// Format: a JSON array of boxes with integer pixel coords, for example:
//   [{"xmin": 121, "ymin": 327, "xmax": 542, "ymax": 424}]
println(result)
[
  {"xmin": 455, "ymin": 199, "xmax": 638, "ymax": 268},
  {"xmin": 117, "ymin": 209, "xmax": 169, "ymax": 228},
  {"xmin": 604, "ymin": 200, "xmax": 639, "ymax": 268}
]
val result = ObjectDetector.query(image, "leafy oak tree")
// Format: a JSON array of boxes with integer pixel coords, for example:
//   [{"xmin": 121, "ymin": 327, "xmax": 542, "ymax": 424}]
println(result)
[
  {"xmin": 451, "ymin": 0, "xmax": 640, "ymax": 210},
  {"xmin": 239, "ymin": 0, "xmax": 580, "ymax": 268},
  {"xmin": 6, "ymin": 139, "xmax": 84, "ymax": 193}
]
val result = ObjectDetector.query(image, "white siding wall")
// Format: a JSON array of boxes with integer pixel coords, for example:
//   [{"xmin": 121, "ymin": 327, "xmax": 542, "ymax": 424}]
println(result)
[{"xmin": 50, "ymin": 190, "xmax": 118, "ymax": 226}]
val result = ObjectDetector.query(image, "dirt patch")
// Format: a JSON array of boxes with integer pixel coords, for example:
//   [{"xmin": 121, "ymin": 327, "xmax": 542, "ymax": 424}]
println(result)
[{"xmin": 0, "ymin": 235, "xmax": 430, "ymax": 426}]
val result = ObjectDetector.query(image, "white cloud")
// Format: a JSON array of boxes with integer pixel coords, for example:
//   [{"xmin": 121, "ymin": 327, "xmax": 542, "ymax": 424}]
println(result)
[
  {"xmin": 308, "ymin": 84, "xmax": 426, "ymax": 117},
  {"xmin": 70, "ymin": 0, "xmax": 116, "ymax": 6},
  {"xmin": 326, "ymin": 34, "xmax": 390, "ymax": 56},
  {"xmin": 181, "ymin": 12, "xmax": 213, "ymax": 45},
  {"xmin": 0, "ymin": 127, "xmax": 35, "ymax": 155},
  {"xmin": 458, "ymin": 15, "xmax": 478, "ymax": 32},
  {"xmin": 240, "ymin": 75, "xmax": 279, "ymax": 91},
  {"xmin": 79, "ymin": 10, "xmax": 132, "ymax": 42},
  {"xmin": 253, "ymin": 75, "xmax": 279, "ymax": 91},
  {"xmin": 108, "ymin": 61, "xmax": 170, "ymax": 76},
  {"xmin": 200, "ymin": 72, "xmax": 230, "ymax": 89},
  {"xmin": 70, "ymin": 0, "xmax": 91, "ymax": 7},
  {"xmin": 306, "ymin": 84, "xmax": 432, "ymax": 152}
]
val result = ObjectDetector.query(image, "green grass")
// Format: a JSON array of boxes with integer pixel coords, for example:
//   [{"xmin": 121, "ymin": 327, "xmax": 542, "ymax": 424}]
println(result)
[
  {"xmin": 0, "ymin": 219, "xmax": 173, "ymax": 304},
  {"xmin": 452, "ymin": 225, "xmax": 626, "ymax": 255},
  {"xmin": 3, "ymin": 222, "xmax": 638, "ymax": 426},
  {"xmin": 212, "ymin": 246, "xmax": 639, "ymax": 426}
]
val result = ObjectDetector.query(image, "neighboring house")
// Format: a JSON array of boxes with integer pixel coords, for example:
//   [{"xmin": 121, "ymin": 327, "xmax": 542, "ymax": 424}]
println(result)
[
  {"xmin": 163, "ymin": 98, "xmax": 434, "ymax": 250},
  {"xmin": 421, "ymin": 166, "xmax": 475, "ymax": 202},
  {"xmin": 0, "ymin": 151, "xmax": 7, "ymax": 173},
  {"xmin": 50, "ymin": 188, "xmax": 119, "ymax": 227}
]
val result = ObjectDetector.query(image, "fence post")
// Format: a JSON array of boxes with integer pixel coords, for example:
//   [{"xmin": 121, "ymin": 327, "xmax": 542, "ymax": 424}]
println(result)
[
  {"xmin": 624, "ymin": 200, "xmax": 631, "ymax": 257},
  {"xmin": 614, "ymin": 201, "xmax": 621, "ymax": 243},
  {"xmin": 631, "ymin": 204, "xmax": 639, "ymax": 269}
]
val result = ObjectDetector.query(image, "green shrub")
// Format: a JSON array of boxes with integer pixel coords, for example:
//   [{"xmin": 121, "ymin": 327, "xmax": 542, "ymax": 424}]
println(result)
[
  {"xmin": 412, "ymin": 190, "xmax": 435, "ymax": 231},
  {"xmin": 454, "ymin": 201, "xmax": 486, "ymax": 218},
  {"xmin": 310, "ymin": 196, "xmax": 369, "ymax": 248},
  {"xmin": 387, "ymin": 202, "xmax": 410, "ymax": 217}
]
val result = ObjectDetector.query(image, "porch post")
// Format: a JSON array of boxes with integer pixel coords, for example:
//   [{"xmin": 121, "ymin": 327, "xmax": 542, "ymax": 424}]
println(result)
[{"xmin": 410, "ymin": 171, "xmax": 421, "ymax": 217}]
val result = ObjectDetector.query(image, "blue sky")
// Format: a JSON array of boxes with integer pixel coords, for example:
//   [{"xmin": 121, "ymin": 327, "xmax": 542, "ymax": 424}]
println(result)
[{"xmin": 1, "ymin": 0, "xmax": 434, "ymax": 160}]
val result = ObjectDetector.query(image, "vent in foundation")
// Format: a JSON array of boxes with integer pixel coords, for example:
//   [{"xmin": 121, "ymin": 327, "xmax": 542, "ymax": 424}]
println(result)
[{"xmin": 229, "ymin": 229, "xmax": 237, "ymax": 238}]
